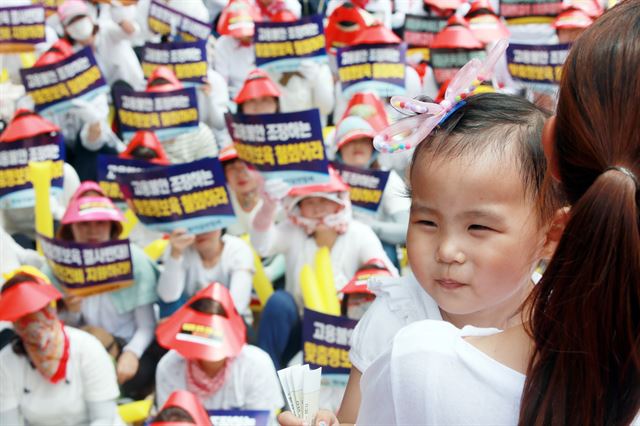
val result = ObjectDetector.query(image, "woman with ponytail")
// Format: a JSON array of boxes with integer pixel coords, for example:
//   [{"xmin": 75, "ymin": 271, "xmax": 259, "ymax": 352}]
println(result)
[{"xmin": 355, "ymin": 1, "xmax": 640, "ymax": 424}]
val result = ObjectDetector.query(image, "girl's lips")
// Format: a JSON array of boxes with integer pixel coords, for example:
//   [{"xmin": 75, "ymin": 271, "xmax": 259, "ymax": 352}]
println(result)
[{"xmin": 435, "ymin": 279, "xmax": 466, "ymax": 290}]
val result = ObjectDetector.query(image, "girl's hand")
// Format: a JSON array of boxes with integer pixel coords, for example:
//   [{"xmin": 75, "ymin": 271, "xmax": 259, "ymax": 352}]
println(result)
[
  {"xmin": 64, "ymin": 296, "xmax": 83, "ymax": 313},
  {"xmin": 277, "ymin": 410, "xmax": 340, "ymax": 426},
  {"xmin": 169, "ymin": 228, "xmax": 195, "ymax": 258},
  {"xmin": 116, "ymin": 351, "xmax": 139, "ymax": 384}
]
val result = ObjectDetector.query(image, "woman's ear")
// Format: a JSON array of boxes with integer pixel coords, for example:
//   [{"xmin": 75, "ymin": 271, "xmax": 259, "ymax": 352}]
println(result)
[
  {"xmin": 542, "ymin": 116, "xmax": 562, "ymax": 182},
  {"xmin": 541, "ymin": 206, "xmax": 570, "ymax": 260}
]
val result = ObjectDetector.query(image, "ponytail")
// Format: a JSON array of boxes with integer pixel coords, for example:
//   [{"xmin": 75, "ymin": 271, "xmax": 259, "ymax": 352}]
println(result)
[{"xmin": 519, "ymin": 168, "xmax": 640, "ymax": 425}]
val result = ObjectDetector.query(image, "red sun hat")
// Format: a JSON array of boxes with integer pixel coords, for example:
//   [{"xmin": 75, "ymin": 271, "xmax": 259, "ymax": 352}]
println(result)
[
  {"xmin": 0, "ymin": 109, "xmax": 60, "ymax": 143},
  {"xmin": 552, "ymin": 8, "xmax": 594, "ymax": 29},
  {"xmin": 431, "ymin": 15, "xmax": 483, "ymax": 49},
  {"xmin": 287, "ymin": 166, "xmax": 349, "ymax": 199},
  {"xmin": 325, "ymin": 2, "xmax": 378, "ymax": 52},
  {"xmin": 349, "ymin": 22, "xmax": 401, "ymax": 46},
  {"xmin": 146, "ymin": 66, "xmax": 184, "ymax": 93},
  {"xmin": 150, "ymin": 390, "xmax": 212, "ymax": 426},
  {"xmin": 0, "ymin": 269, "xmax": 62, "ymax": 322},
  {"xmin": 340, "ymin": 259, "xmax": 392, "ymax": 295},
  {"xmin": 217, "ymin": 0, "xmax": 259, "ymax": 38},
  {"xmin": 341, "ymin": 92, "xmax": 389, "ymax": 132},
  {"xmin": 465, "ymin": 0, "xmax": 510, "ymax": 44},
  {"xmin": 424, "ymin": 0, "xmax": 466, "ymax": 12},
  {"xmin": 219, "ymin": 145, "xmax": 239, "ymax": 163},
  {"xmin": 119, "ymin": 131, "xmax": 171, "ymax": 165},
  {"xmin": 234, "ymin": 69, "xmax": 281, "ymax": 104},
  {"xmin": 34, "ymin": 38, "xmax": 74, "ymax": 67},
  {"xmin": 156, "ymin": 283, "xmax": 246, "ymax": 362}
]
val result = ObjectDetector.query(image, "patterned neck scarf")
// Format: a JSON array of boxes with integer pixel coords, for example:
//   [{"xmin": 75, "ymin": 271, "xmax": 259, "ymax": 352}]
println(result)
[
  {"xmin": 186, "ymin": 358, "xmax": 234, "ymax": 399},
  {"xmin": 14, "ymin": 307, "xmax": 69, "ymax": 383}
]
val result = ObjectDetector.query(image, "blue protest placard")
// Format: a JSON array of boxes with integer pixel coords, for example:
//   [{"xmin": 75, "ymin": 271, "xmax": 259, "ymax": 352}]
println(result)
[
  {"xmin": 499, "ymin": 0, "xmax": 562, "ymax": 21},
  {"xmin": 507, "ymin": 43, "xmax": 571, "ymax": 90},
  {"xmin": 402, "ymin": 14, "xmax": 448, "ymax": 63},
  {"xmin": 332, "ymin": 162, "xmax": 390, "ymax": 215},
  {"xmin": 229, "ymin": 109, "xmax": 330, "ymax": 187},
  {"xmin": 19, "ymin": 46, "xmax": 110, "ymax": 115},
  {"xmin": 303, "ymin": 308, "xmax": 357, "ymax": 375},
  {"xmin": 208, "ymin": 410, "xmax": 270, "ymax": 426},
  {"xmin": 116, "ymin": 158, "xmax": 236, "ymax": 234},
  {"xmin": 337, "ymin": 43, "xmax": 406, "ymax": 99},
  {"xmin": 141, "ymin": 40, "xmax": 208, "ymax": 86},
  {"xmin": 97, "ymin": 155, "xmax": 160, "ymax": 207},
  {"xmin": 113, "ymin": 87, "xmax": 199, "ymax": 142},
  {"xmin": 38, "ymin": 234, "xmax": 134, "ymax": 297},
  {"xmin": 147, "ymin": 0, "xmax": 212, "ymax": 41},
  {"xmin": 0, "ymin": 5, "xmax": 46, "ymax": 53},
  {"xmin": 254, "ymin": 15, "xmax": 327, "ymax": 73},
  {"xmin": 0, "ymin": 132, "xmax": 65, "ymax": 209},
  {"xmin": 429, "ymin": 48, "xmax": 486, "ymax": 85}
]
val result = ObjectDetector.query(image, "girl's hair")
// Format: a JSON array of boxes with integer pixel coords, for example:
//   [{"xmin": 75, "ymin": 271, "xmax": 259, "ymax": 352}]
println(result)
[
  {"xmin": 152, "ymin": 406, "xmax": 195, "ymax": 423},
  {"xmin": 519, "ymin": 1, "xmax": 640, "ymax": 424},
  {"xmin": 130, "ymin": 146, "xmax": 159, "ymax": 160},
  {"xmin": 409, "ymin": 93, "xmax": 562, "ymax": 224}
]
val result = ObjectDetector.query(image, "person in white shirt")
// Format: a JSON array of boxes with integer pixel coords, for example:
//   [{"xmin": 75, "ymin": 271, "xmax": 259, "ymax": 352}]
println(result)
[{"xmin": 155, "ymin": 283, "xmax": 284, "ymax": 418}]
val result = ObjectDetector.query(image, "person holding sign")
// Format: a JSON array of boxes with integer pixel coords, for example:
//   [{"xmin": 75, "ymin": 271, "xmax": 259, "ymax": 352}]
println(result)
[
  {"xmin": 0, "ymin": 267, "xmax": 123, "ymax": 425},
  {"xmin": 332, "ymin": 115, "xmax": 411, "ymax": 267},
  {"xmin": 46, "ymin": 192, "xmax": 160, "ymax": 400},
  {"xmin": 235, "ymin": 69, "xmax": 282, "ymax": 115},
  {"xmin": 250, "ymin": 168, "xmax": 398, "ymax": 369},
  {"xmin": 155, "ymin": 283, "xmax": 284, "ymax": 417}
]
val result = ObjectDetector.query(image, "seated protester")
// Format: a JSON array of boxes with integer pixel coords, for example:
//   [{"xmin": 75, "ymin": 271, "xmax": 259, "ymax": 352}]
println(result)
[
  {"xmin": 214, "ymin": 0, "xmax": 260, "ymax": 97},
  {"xmin": 340, "ymin": 258, "xmax": 392, "ymax": 320},
  {"xmin": 332, "ymin": 116, "xmax": 411, "ymax": 267},
  {"xmin": 249, "ymin": 168, "xmax": 398, "ymax": 368},
  {"xmin": 0, "ymin": 267, "xmax": 123, "ymax": 425},
  {"xmin": 157, "ymin": 227, "xmax": 254, "ymax": 322},
  {"xmin": 0, "ymin": 109, "xmax": 80, "ymax": 248},
  {"xmin": 146, "ymin": 67, "xmax": 219, "ymax": 163},
  {"xmin": 44, "ymin": 191, "xmax": 160, "ymax": 400},
  {"xmin": 155, "ymin": 283, "xmax": 284, "ymax": 417},
  {"xmin": 235, "ymin": 69, "xmax": 281, "ymax": 115},
  {"xmin": 150, "ymin": 390, "xmax": 212, "ymax": 426}
]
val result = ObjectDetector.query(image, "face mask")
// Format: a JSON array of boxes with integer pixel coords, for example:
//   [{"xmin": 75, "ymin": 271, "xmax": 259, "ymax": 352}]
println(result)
[{"xmin": 67, "ymin": 17, "xmax": 94, "ymax": 42}]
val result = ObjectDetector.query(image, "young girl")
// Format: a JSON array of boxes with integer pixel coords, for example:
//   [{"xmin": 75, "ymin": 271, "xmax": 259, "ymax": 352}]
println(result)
[
  {"xmin": 356, "ymin": 6, "xmax": 640, "ymax": 423},
  {"xmin": 250, "ymin": 169, "xmax": 398, "ymax": 369}
]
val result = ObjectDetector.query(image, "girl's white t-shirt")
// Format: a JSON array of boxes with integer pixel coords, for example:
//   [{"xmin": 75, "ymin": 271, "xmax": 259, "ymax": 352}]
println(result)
[
  {"xmin": 349, "ymin": 273, "xmax": 442, "ymax": 373},
  {"xmin": 0, "ymin": 327, "xmax": 121, "ymax": 426},
  {"xmin": 155, "ymin": 345, "xmax": 284, "ymax": 414}
]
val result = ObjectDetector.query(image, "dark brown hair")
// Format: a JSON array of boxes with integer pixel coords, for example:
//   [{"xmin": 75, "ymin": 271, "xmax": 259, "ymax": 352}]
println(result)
[
  {"xmin": 152, "ymin": 406, "xmax": 195, "ymax": 423},
  {"xmin": 519, "ymin": 1, "xmax": 640, "ymax": 424}
]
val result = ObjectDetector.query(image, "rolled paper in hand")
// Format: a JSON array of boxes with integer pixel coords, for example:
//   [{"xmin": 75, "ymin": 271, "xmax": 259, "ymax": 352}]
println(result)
[
  {"xmin": 301, "ymin": 264, "xmax": 326, "ymax": 313},
  {"xmin": 29, "ymin": 160, "xmax": 53, "ymax": 253},
  {"xmin": 119, "ymin": 209, "xmax": 139, "ymax": 239},
  {"xmin": 314, "ymin": 246, "xmax": 341, "ymax": 316}
]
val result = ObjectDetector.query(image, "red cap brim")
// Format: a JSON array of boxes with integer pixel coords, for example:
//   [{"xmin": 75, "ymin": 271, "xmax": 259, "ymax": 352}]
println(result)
[{"xmin": 0, "ymin": 282, "xmax": 62, "ymax": 322}]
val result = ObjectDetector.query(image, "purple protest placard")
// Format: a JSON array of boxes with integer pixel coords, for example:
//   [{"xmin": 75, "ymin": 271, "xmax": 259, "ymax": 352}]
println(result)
[
  {"xmin": 208, "ymin": 410, "xmax": 270, "ymax": 426},
  {"xmin": 332, "ymin": 162, "xmax": 390, "ymax": 215},
  {"xmin": 303, "ymin": 308, "xmax": 357, "ymax": 375},
  {"xmin": 141, "ymin": 40, "xmax": 208, "ymax": 86},
  {"xmin": 19, "ymin": 46, "xmax": 109, "ymax": 115},
  {"xmin": 0, "ymin": 5, "xmax": 46, "ymax": 53},
  {"xmin": 499, "ymin": 0, "xmax": 562, "ymax": 20},
  {"xmin": 116, "ymin": 158, "xmax": 236, "ymax": 234},
  {"xmin": 97, "ymin": 155, "xmax": 160, "ymax": 206},
  {"xmin": 0, "ymin": 132, "xmax": 65, "ymax": 209},
  {"xmin": 229, "ymin": 109, "xmax": 330, "ymax": 187},
  {"xmin": 254, "ymin": 15, "xmax": 327, "ymax": 73},
  {"xmin": 507, "ymin": 43, "xmax": 571, "ymax": 88},
  {"xmin": 38, "ymin": 234, "xmax": 134, "ymax": 297},
  {"xmin": 429, "ymin": 48, "xmax": 486, "ymax": 85},
  {"xmin": 113, "ymin": 87, "xmax": 199, "ymax": 142},
  {"xmin": 147, "ymin": 0, "xmax": 212, "ymax": 41},
  {"xmin": 402, "ymin": 14, "xmax": 448, "ymax": 63}
]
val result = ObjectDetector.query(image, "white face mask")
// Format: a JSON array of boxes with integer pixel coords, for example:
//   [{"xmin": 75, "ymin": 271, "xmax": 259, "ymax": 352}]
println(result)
[{"xmin": 66, "ymin": 17, "xmax": 94, "ymax": 42}]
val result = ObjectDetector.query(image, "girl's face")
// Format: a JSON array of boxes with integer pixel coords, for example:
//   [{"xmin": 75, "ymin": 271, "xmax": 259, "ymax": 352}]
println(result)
[
  {"xmin": 299, "ymin": 196, "xmax": 342, "ymax": 219},
  {"xmin": 340, "ymin": 137, "xmax": 374, "ymax": 168},
  {"xmin": 407, "ymin": 148, "xmax": 550, "ymax": 323},
  {"xmin": 242, "ymin": 96, "xmax": 278, "ymax": 115},
  {"xmin": 71, "ymin": 220, "xmax": 112, "ymax": 243},
  {"xmin": 224, "ymin": 160, "xmax": 258, "ymax": 194}
]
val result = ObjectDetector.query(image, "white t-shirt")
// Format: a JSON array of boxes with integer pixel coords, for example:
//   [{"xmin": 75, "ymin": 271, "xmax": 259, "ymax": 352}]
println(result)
[
  {"xmin": 0, "ymin": 327, "xmax": 121, "ymax": 426},
  {"xmin": 349, "ymin": 273, "xmax": 442, "ymax": 373},
  {"xmin": 357, "ymin": 321, "xmax": 523, "ymax": 425},
  {"xmin": 213, "ymin": 36, "xmax": 255, "ymax": 98},
  {"xmin": 155, "ymin": 345, "xmax": 284, "ymax": 414}
]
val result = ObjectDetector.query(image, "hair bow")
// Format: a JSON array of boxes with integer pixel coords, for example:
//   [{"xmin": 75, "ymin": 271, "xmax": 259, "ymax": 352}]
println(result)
[{"xmin": 373, "ymin": 39, "xmax": 509, "ymax": 154}]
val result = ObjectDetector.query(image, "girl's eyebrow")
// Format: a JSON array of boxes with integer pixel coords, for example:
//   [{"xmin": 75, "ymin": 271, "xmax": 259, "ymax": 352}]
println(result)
[{"xmin": 461, "ymin": 209, "xmax": 506, "ymax": 224}]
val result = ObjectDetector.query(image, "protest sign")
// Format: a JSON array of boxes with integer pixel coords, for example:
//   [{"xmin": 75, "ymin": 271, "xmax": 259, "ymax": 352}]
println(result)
[
  {"xmin": 402, "ymin": 14, "xmax": 448, "ymax": 63},
  {"xmin": 337, "ymin": 43, "xmax": 406, "ymax": 99},
  {"xmin": 116, "ymin": 157, "xmax": 236, "ymax": 234},
  {"xmin": 141, "ymin": 40, "xmax": 208, "ymax": 86},
  {"xmin": 254, "ymin": 15, "xmax": 327, "ymax": 73},
  {"xmin": 332, "ymin": 162, "xmax": 389, "ymax": 215},
  {"xmin": 147, "ymin": 0, "xmax": 212, "ymax": 41},
  {"xmin": 303, "ymin": 308, "xmax": 357, "ymax": 375},
  {"xmin": 507, "ymin": 43, "xmax": 571, "ymax": 91},
  {"xmin": 114, "ymin": 87, "xmax": 199, "ymax": 142},
  {"xmin": 499, "ymin": 0, "xmax": 562, "ymax": 21},
  {"xmin": 97, "ymin": 155, "xmax": 159, "ymax": 206},
  {"xmin": 0, "ymin": 5, "xmax": 45, "ymax": 53},
  {"xmin": 39, "ymin": 234, "xmax": 134, "ymax": 297},
  {"xmin": 19, "ymin": 46, "xmax": 109, "ymax": 115},
  {"xmin": 429, "ymin": 48, "xmax": 486, "ymax": 84},
  {"xmin": 0, "ymin": 132, "xmax": 65, "ymax": 209},
  {"xmin": 229, "ymin": 109, "xmax": 330, "ymax": 187},
  {"xmin": 208, "ymin": 410, "xmax": 270, "ymax": 426}
]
